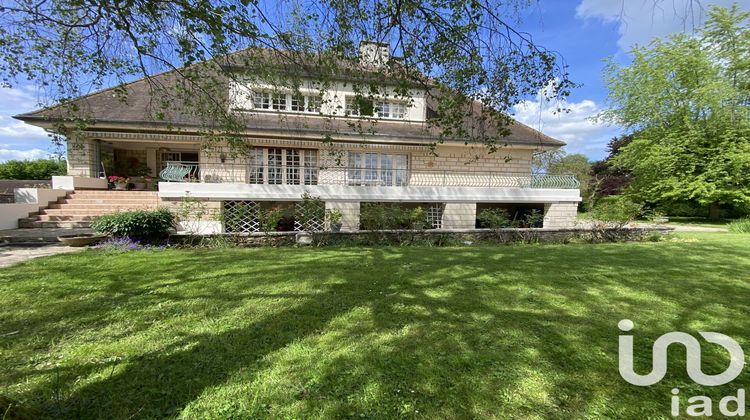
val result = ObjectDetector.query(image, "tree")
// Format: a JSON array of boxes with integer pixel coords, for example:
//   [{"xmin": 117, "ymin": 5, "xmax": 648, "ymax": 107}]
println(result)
[
  {"xmin": 590, "ymin": 135, "xmax": 632, "ymax": 198},
  {"xmin": 534, "ymin": 151, "xmax": 593, "ymax": 209},
  {"xmin": 0, "ymin": 0, "xmax": 575, "ymax": 154},
  {"xmin": 600, "ymin": 4, "xmax": 750, "ymax": 219},
  {"xmin": 0, "ymin": 159, "xmax": 67, "ymax": 179}
]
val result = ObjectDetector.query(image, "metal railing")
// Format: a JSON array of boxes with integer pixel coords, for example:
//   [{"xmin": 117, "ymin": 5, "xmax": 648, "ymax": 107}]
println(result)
[
  {"xmin": 159, "ymin": 162, "xmax": 580, "ymax": 189},
  {"xmin": 159, "ymin": 161, "xmax": 200, "ymax": 181}
]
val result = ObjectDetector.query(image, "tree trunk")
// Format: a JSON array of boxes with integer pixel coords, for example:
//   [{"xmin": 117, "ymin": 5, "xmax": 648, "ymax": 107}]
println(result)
[{"xmin": 708, "ymin": 202, "xmax": 721, "ymax": 220}]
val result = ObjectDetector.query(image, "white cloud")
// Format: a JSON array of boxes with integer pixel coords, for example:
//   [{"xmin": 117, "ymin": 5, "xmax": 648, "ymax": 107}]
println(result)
[
  {"xmin": 512, "ymin": 95, "xmax": 619, "ymax": 160},
  {"xmin": 0, "ymin": 86, "xmax": 57, "ymax": 161},
  {"xmin": 576, "ymin": 0, "xmax": 750, "ymax": 50},
  {"xmin": 0, "ymin": 148, "xmax": 52, "ymax": 162}
]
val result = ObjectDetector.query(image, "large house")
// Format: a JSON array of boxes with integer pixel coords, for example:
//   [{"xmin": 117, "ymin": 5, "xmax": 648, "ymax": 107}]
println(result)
[{"xmin": 14, "ymin": 43, "xmax": 581, "ymax": 233}]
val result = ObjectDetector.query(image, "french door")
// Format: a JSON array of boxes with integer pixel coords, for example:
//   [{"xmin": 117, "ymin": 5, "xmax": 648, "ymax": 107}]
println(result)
[{"xmin": 248, "ymin": 148, "xmax": 317, "ymax": 185}]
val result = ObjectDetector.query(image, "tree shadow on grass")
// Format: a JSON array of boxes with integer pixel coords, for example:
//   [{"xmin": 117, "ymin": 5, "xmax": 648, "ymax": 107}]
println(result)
[{"xmin": 1, "ymin": 238, "xmax": 749, "ymax": 418}]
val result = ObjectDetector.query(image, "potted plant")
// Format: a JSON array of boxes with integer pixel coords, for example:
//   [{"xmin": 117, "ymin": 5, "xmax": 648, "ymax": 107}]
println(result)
[
  {"xmin": 143, "ymin": 175, "xmax": 155, "ymax": 190},
  {"xmin": 108, "ymin": 176, "xmax": 129, "ymax": 190},
  {"xmin": 328, "ymin": 208, "xmax": 343, "ymax": 232},
  {"xmin": 130, "ymin": 177, "xmax": 147, "ymax": 190},
  {"xmin": 130, "ymin": 163, "xmax": 152, "ymax": 190}
]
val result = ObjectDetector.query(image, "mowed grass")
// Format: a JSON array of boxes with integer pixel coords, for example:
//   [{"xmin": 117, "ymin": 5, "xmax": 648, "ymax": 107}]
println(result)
[{"xmin": 1, "ymin": 233, "xmax": 749, "ymax": 419}]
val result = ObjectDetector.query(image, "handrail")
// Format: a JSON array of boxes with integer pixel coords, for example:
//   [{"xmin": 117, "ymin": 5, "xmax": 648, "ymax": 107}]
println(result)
[{"xmin": 159, "ymin": 162, "xmax": 580, "ymax": 189}]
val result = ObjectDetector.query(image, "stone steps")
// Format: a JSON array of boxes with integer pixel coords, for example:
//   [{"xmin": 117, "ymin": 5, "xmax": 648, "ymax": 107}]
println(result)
[{"xmin": 18, "ymin": 191, "xmax": 160, "ymax": 228}]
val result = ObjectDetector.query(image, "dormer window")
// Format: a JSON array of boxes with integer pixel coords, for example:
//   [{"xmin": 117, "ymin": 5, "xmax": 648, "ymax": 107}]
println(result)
[
  {"xmin": 346, "ymin": 96, "xmax": 406, "ymax": 119},
  {"xmin": 252, "ymin": 91, "xmax": 271, "ymax": 109},
  {"xmin": 271, "ymin": 93, "xmax": 286, "ymax": 110},
  {"xmin": 345, "ymin": 96, "xmax": 374, "ymax": 117},
  {"xmin": 249, "ymin": 91, "xmax": 322, "ymax": 114},
  {"xmin": 375, "ymin": 101, "xmax": 405, "ymax": 119}
]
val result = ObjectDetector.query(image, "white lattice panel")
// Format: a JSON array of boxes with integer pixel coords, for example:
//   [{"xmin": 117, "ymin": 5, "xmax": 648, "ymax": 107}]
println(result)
[
  {"xmin": 426, "ymin": 203, "xmax": 445, "ymax": 229},
  {"xmin": 223, "ymin": 201, "xmax": 260, "ymax": 233},
  {"xmin": 294, "ymin": 200, "xmax": 326, "ymax": 232}
]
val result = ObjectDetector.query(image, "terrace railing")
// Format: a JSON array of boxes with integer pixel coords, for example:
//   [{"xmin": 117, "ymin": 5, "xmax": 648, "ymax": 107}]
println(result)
[{"xmin": 159, "ymin": 162, "xmax": 580, "ymax": 189}]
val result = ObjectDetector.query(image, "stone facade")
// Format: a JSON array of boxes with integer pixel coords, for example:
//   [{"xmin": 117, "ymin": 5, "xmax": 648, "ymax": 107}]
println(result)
[
  {"xmin": 442, "ymin": 202, "xmax": 477, "ymax": 230},
  {"xmin": 66, "ymin": 138, "xmax": 98, "ymax": 177},
  {"xmin": 412, "ymin": 145, "xmax": 533, "ymax": 174},
  {"xmin": 543, "ymin": 202, "xmax": 579, "ymax": 229},
  {"xmin": 325, "ymin": 201, "xmax": 360, "ymax": 231},
  {"xmin": 64, "ymin": 136, "xmax": 580, "ymax": 233}
]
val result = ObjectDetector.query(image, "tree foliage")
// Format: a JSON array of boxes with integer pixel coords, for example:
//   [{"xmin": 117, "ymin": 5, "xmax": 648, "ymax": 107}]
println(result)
[
  {"xmin": 590, "ymin": 135, "xmax": 632, "ymax": 198},
  {"xmin": 600, "ymin": 4, "xmax": 750, "ymax": 214},
  {"xmin": 0, "ymin": 0, "xmax": 574, "ymax": 153},
  {"xmin": 0, "ymin": 159, "xmax": 67, "ymax": 180},
  {"xmin": 534, "ymin": 150, "xmax": 593, "ymax": 208}
]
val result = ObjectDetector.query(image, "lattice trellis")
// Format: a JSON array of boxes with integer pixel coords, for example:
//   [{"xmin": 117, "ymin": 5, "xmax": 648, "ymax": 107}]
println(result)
[
  {"xmin": 223, "ymin": 201, "xmax": 260, "ymax": 233},
  {"xmin": 426, "ymin": 203, "xmax": 445, "ymax": 229},
  {"xmin": 294, "ymin": 200, "xmax": 326, "ymax": 232}
]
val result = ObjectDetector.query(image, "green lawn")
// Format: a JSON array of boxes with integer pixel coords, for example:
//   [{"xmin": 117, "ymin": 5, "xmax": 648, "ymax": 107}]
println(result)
[
  {"xmin": 1, "ymin": 233, "xmax": 749, "ymax": 418},
  {"xmin": 663, "ymin": 216, "xmax": 733, "ymax": 228}
]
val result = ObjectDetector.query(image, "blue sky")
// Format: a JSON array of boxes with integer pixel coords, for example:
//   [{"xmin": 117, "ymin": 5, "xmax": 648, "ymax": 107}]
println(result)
[{"xmin": 1, "ymin": 0, "xmax": 747, "ymax": 162}]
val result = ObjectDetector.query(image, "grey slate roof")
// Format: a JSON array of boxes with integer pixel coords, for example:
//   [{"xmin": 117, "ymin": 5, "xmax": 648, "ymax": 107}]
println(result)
[{"xmin": 14, "ymin": 53, "xmax": 565, "ymax": 148}]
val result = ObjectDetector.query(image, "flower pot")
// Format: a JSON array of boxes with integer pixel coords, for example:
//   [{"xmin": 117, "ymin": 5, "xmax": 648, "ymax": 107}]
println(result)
[
  {"xmin": 132, "ymin": 182, "xmax": 146, "ymax": 191},
  {"xmin": 330, "ymin": 223, "xmax": 342, "ymax": 232},
  {"xmin": 114, "ymin": 184, "xmax": 127, "ymax": 190}
]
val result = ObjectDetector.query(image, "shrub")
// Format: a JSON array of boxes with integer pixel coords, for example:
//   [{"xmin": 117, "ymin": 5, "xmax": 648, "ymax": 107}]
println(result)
[
  {"xmin": 478, "ymin": 208, "xmax": 511, "ymax": 229},
  {"xmin": 360, "ymin": 203, "xmax": 429, "ymax": 230},
  {"xmin": 258, "ymin": 207, "xmax": 285, "ymax": 233},
  {"xmin": 0, "ymin": 159, "xmax": 66, "ymax": 180},
  {"xmin": 728, "ymin": 219, "xmax": 750, "ymax": 233},
  {"xmin": 590, "ymin": 196, "xmax": 643, "ymax": 228},
  {"xmin": 91, "ymin": 208, "xmax": 175, "ymax": 241},
  {"xmin": 510, "ymin": 209, "xmax": 544, "ymax": 229}
]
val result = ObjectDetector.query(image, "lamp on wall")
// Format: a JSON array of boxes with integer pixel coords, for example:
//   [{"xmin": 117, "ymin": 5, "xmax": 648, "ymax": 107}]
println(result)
[{"xmin": 219, "ymin": 152, "xmax": 227, "ymax": 163}]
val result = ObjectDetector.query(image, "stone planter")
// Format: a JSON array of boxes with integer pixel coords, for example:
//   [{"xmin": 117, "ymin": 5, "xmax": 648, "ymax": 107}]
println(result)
[
  {"xmin": 132, "ymin": 182, "xmax": 146, "ymax": 191},
  {"xmin": 58, "ymin": 234, "xmax": 105, "ymax": 247},
  {"xmin": 295, "ymin": 232, "xmax": 313, "ymax": 245}
]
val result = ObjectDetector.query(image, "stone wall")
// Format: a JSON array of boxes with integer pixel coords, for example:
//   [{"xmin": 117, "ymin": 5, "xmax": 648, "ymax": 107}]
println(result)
[
  {"xmin": 170, "ymin": 227, "xmax": 674, "ymax": 247},
  {"xmin": 67, "ymin": 138, "xmax": 97, "ymax": 177},
  {"xmin": 543, "ymin": 202, "xmax": 578, "ymax": 229},
  {"xmin": 442, "ymin": 202, "xmax": 476, "ymax": 229},
  {"xmin": 325, "ymin": 201, "xmax": 360, "ymax": 231},
  {"xmin": 412, "ymin": 145, "xmax": 533, "ymax": 174}
]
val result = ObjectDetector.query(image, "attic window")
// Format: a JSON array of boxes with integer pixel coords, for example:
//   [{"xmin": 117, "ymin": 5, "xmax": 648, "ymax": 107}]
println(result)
[
  {"xmin": 252, "ymin": 92, "xmax": 271, "ymax": 109},
  {"xmin": 250, "ymin": 91, "xmax": 322, "ymax": 114},
  {"xmin": 375, "ymin": 100, "xmax": 405, "ymax": 119},
  {"xmin": 346, "ymin": 96, "xmax": 406, "ymax": 119},
  {"xmin": 346, "ymin": 96, "xmax": 374, "ymax": 117}
]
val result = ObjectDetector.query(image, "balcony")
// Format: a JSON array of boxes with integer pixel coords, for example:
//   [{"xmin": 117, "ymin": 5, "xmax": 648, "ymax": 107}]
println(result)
[{"xmin": 159, "ymin": 162, "xmax": 580, "ymax": 189}]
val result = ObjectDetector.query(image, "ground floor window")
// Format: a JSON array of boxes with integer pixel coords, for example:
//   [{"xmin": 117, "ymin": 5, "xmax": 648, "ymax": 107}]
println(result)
[{"xmin": 348, "ymin": 152, "xmax": 408, "ymax": 186}]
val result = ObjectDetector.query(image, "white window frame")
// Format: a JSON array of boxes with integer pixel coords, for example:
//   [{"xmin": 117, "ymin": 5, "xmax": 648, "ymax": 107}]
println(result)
[
  {"xmin": 347, "ymin": 152, "xmax": 408, "ymax": 186},
  {"xmin": 250, "ymin": 91, "xmax": 322, "ymax": 114},
  {"xmin": 247, "ymin": 148, "xmax": 318, "ymax": 185},
  {"xmin": 347, "ymin": 96, "xmax": 406, "ymax": 120}
]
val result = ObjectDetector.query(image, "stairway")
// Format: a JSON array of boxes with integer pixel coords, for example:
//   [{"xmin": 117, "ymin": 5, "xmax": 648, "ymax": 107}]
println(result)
[{"xmin": 19, "ymin": 191, "xmax": 161, "ymax": 228}]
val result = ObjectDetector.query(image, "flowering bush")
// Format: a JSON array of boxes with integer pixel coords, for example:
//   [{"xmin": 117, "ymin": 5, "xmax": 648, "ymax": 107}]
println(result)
[
  {"xmin": 95, "ymin": 237, "xmax": 166, "ymax": 252},
  {"xmin": 107, "ymin": 175, "xmax": 129, "ymax": 185}
]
